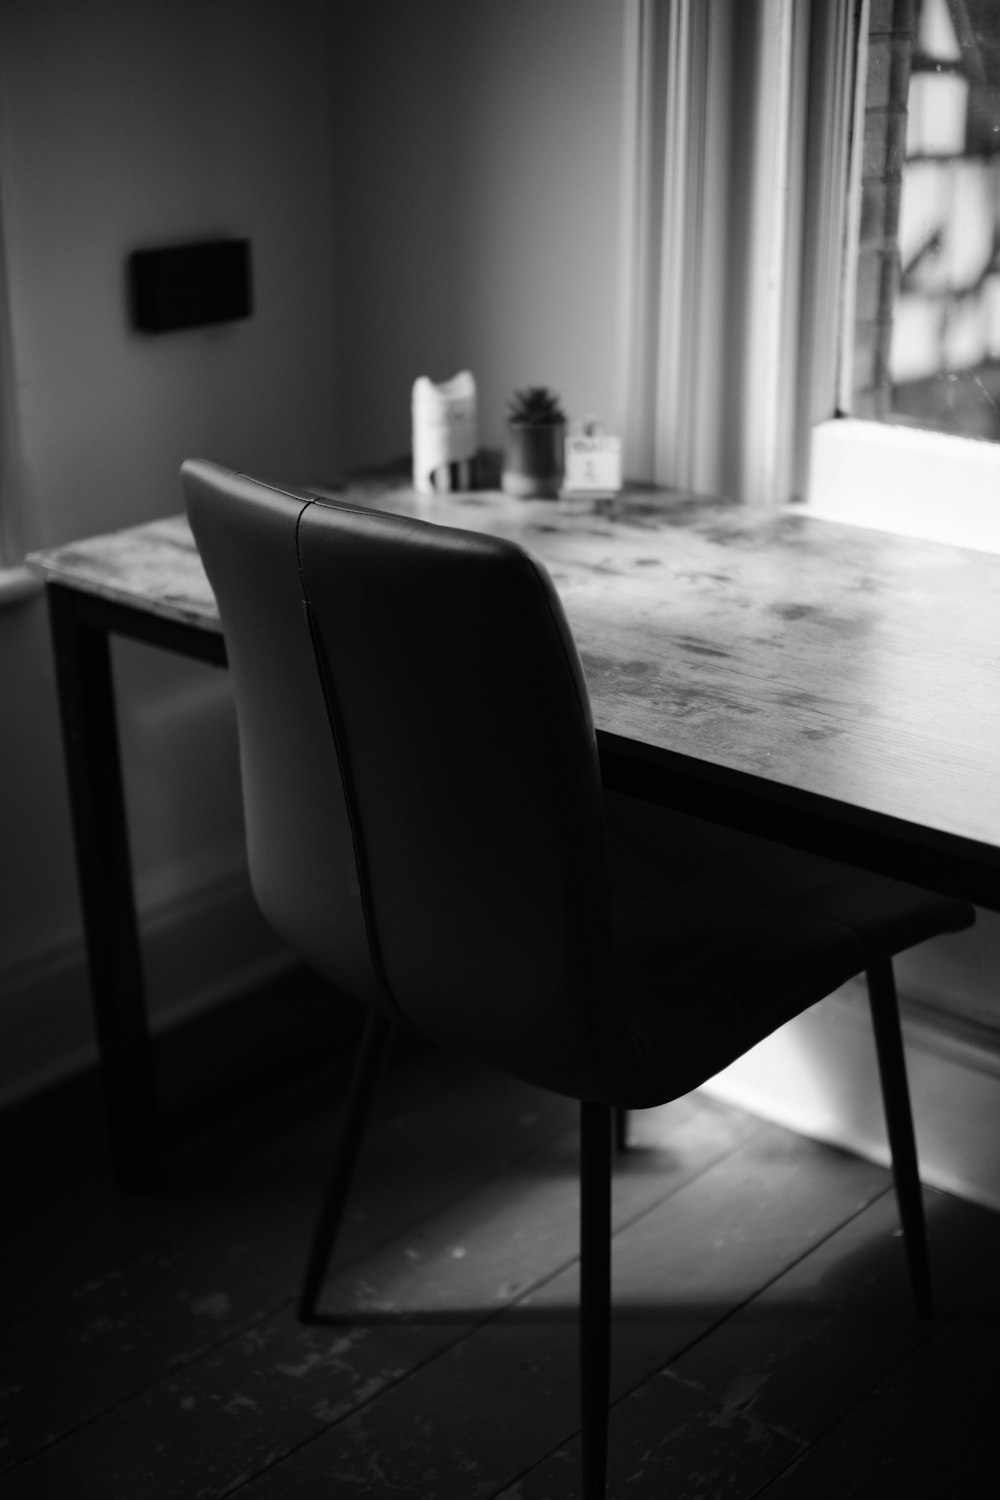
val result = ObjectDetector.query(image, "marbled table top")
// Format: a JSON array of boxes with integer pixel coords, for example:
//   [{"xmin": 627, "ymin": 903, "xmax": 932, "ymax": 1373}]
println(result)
[
  {"xmin": 27, "ymin": 513, "xmax": 219, "ymax": 632},
  {"xmin": 26, "ymin": 482, "xmax": 1000, "ymax": 855}
]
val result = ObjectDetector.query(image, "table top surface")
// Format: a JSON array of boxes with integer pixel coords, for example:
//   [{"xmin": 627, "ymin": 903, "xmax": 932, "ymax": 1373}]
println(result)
[{"xmin": 26, "ymin": 480, "xmax": 1000, "ymax": 869}]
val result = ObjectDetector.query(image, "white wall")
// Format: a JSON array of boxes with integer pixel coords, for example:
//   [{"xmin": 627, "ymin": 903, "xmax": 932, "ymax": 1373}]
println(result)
[
  {"xmin": 333, "ymin": 0, "xmax": 626, "ymax": 467},
  {"xmin": 0, "ymin": 0, "xmax": 627, "ymax": 1102},
  {"xmin": 0, "ymin": 0, "xmax": 340, "ymax": 1099},
  {"xmin": 0, "ymin": 0, "xmax": 339, "ymax": 546}
]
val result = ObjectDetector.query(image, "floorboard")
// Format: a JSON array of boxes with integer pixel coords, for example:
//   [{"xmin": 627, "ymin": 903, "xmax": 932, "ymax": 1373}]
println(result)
[
  {"xmin": 755, "ymin": 1260, "xmax": 1000, "ymax": 1497},
  {"xmin": 2, "ymin": 1007, "xmax": 999, "ymax": 1500}
]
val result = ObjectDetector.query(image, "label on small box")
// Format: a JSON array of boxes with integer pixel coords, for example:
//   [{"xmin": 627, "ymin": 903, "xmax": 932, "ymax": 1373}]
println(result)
[{"xmin": 563, "ymin": 433, "xmax": 622, "ymax": 494}]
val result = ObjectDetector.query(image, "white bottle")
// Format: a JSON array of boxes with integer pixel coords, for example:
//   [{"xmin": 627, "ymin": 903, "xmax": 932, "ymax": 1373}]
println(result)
[{"xmin": 412, "ymin": 371, "xmax": 478, "ymax": 494}]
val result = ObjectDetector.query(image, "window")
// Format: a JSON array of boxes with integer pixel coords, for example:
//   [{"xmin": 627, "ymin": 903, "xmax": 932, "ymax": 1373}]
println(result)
[
  {"xmin": 623, "ymin": 0, "xmax": 1000, "ymax": 550},
  {"xmin": 850, "ymin": 0, "xmax": 1000, "ymax": 442},
  {"xmin": 809, "ymin": 0, "xmax": 1000, "ymax": 551}
]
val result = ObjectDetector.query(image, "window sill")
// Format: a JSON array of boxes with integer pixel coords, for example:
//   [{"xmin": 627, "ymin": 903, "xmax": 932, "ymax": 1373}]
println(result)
[
  {"xmin": 0, "ymin": 565, "xmax": 43, "ymax": 609},
  {"xmin": 805, "ymin": 418, "xmax": 1000, "ymax": 554}
]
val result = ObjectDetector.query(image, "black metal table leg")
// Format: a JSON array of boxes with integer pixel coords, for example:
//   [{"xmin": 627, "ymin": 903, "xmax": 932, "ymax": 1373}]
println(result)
[
  {"xmin": 866, "ymin": 959, "xmax": 934, "ymax": 1318},
  {"xmin": 47, "ymin": 584, "xmax": 160, "ymax": 1189},
  {"xmin": 580, "ymin": 1099, "xmax": 612, "ymax": 1499}
]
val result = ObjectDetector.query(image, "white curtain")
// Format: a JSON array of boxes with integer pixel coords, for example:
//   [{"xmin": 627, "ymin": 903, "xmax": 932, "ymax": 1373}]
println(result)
[{"xmin": 618, "ymin": 0, "xmax": 855, "ymax": 506}]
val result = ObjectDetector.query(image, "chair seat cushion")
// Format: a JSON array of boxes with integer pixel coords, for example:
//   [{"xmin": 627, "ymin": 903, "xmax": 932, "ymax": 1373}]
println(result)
[{"xmin": 605, "ymin": 794, "xmax": 975, "ymax": 1106}]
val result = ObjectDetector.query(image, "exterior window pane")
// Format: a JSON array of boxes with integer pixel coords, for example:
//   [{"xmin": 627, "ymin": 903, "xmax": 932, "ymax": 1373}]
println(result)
[{"xmin": 852, "ymin": 0, "xmax": 1000, "ymax": 442}]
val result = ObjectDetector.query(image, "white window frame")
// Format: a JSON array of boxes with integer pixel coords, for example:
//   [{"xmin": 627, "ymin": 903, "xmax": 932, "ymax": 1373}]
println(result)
[{"xmin": 809, "ymin": 415, "xmax": 1000, "ymax": 549}]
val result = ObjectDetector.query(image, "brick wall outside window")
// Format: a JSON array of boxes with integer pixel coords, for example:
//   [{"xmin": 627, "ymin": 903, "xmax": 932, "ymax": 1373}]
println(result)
[
  {"xmin": 851, "ymin": 0, "xmax": 915, "ymax": 420},
  {"xmin": 849, "ymin": 0, "xmax": 1000, "ymax": 439}
]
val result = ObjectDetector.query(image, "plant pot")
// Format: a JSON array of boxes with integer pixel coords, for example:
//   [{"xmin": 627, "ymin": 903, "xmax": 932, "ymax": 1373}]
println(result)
[{"xmin": 501, "ymin": 420, "xmax": 566, "ymax": 498}]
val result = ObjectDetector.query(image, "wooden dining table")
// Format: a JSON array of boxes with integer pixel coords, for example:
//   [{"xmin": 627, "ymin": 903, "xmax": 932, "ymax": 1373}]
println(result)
[{"xmin": 26, "ymin": 479, "xmax": 1000, "ymax": 1185}]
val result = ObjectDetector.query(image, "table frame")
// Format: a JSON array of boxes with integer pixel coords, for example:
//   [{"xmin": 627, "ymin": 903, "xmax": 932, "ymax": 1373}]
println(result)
[
  {"xmin": 47, "ymin": 583, "xmax": 225, "ymax": 1187},
  {"xmin": 599, "ymin": 731, "xmax": 1000, "ymax": 913}
]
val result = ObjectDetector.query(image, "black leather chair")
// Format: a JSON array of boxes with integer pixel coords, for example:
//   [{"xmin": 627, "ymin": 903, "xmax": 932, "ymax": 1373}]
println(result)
[{"xmin": 182, "ymin": 458, "xmax": 974, "ymax": 1500}]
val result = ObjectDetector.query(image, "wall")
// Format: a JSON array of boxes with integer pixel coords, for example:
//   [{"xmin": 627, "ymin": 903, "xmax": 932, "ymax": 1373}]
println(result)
[
  {"xmin": 0, "ymin": 0, "xmax": 626, "ymax": 1104},
  {"xmin": 333, "ymin": 0, "xmax": 626, "ymax": 468},
  {"xmin": 0, "ymin": 0, "xmax": 339, "ymax": 1100}
]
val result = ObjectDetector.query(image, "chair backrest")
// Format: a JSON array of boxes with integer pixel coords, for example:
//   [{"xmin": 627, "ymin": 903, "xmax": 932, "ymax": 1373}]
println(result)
[{"xmin": 182, "ymin": 460, "xmax": 618, "ymax": 1101}]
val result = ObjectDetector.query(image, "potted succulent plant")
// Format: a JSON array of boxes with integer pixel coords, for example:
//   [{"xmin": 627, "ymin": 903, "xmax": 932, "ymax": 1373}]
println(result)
[{"xmin": 501, "ymin": 386, "xmax": 567, "ymax": 498}]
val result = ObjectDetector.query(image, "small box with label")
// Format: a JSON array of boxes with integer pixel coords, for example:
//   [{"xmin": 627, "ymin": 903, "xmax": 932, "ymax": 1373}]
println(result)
[{"xmin": 562, "ymin": 428, "xmax": 622, "ymax": 496}]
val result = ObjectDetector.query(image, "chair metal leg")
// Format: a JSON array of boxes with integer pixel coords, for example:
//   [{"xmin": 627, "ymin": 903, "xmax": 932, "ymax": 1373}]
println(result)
[
  {"xmin": 866, "ymin": 959, "xmax": 933, "ymax": 1319},
  {"xmin": 613, "ymin": 1105, "xmax": 629, "ymax": 1153},
  {"xmin": 580, "ymin": 1100, "xmax": 612, "ymax": 1500},
  {"xmin": 297, "ymin": 1011, "xmax": 394, "ymax": 1322}
]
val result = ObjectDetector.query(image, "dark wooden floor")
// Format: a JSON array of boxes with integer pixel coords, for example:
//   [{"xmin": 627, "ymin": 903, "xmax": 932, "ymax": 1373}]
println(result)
[{"xmin": 3, "ymin": 979, "xmax": 1000, "ymax": 1499}]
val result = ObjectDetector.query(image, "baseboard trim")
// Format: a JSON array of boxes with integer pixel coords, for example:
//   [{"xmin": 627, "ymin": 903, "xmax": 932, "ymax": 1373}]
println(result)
[
  {"xmin": 898, "ymin": 992, "xmax": 1000, "ymax": 1078},
  {"xmin": 700, "ymin": 977, "xmax": 1000, "ymax": 1213},
  {"xmin": 0, "ymin": 865, "xmax": 293, "ymax": 1108}
]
